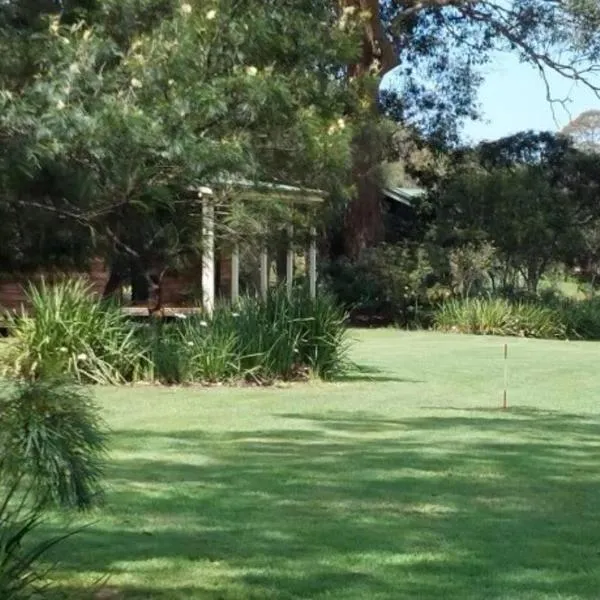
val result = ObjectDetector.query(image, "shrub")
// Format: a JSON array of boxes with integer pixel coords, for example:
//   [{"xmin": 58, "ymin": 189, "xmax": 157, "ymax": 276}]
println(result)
[
  {"xmin": 4, "ymin": 279, "xmax": 148, "ymax": 384},
  {"xmin": 232, "ymin": 288, "xmax": 349, "ymax": 382},
  {"xmin": 434, "ymin": 297, "xmax": 566, "ymax": 338},
  {"xmin": 0, "ymin": 472, "xmax": 76, "ymax": 600},
  {"xmin": 143, "ymin": 317, "xmax": 238, "ymax": 384},
  {"xmin": 557, "ymin": 297, "xmax": 600, "ymax": 340},
  {"xmin": 0, "ymin": 379, "xmax": 107, "ymax": 510},
  {"xmin": 182, "ymin": 314, "xmax": 240, "ymax": 383},
  {"xmin": 1, "ymin": 279, "xmax": 349, "ymax": 385},
  {"xmin": 323, "ymin": 243, "xmax": 438, "ymax": 327},
  {"xmin": 143, "ymin": 288, "xmax": 349, "ymax": 384},
  {"xmin": 294, "ymin": 291, "xmax": 350, "ymax": 379}
]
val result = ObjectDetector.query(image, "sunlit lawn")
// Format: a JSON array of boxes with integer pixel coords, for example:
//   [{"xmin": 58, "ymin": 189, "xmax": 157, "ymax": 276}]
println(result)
[{"xmin": 46, "ymin": 330, "xmax": 600, "ymax": 599}]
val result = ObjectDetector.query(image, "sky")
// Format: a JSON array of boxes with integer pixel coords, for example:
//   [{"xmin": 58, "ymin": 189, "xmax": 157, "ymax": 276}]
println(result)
[{"xmin": 461, "ymin": 52, "xmax": 600, "ymax": 143}]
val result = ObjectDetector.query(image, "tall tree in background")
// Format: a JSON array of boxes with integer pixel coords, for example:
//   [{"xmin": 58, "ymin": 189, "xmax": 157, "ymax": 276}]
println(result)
[
  {"xmin": 562, "ymin": 110, "xmax": 600, "ymax": 153},
  {"xmin": 341, "ymin": 0, "xmax": 600, "ymax": 257},
  {"xmin": 431, "ymin": 132, "xmax": 600, "ymax": 293}
]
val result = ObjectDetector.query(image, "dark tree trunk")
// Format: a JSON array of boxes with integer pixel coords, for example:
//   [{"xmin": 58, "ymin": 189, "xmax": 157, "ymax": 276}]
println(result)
[
  {"xmin": 340, "ymin": 0, "xmax": 398, "ymax": 259},
  {"xmin": 130, "ymin": 260, "xmax": 149, "ymax": 304},
  {"xmin": 102, "ymin": 258, "xmax": 127, "ymax": 300},
  {"xmin": 343, "ymin": 172, "xmax": 384, "ymax": 258}
]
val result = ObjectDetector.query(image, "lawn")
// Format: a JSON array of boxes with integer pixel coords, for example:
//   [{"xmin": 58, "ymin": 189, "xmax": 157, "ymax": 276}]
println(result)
[{"xmin": 45, "ymin": 330, "xmax": 600, "ymax": 600}]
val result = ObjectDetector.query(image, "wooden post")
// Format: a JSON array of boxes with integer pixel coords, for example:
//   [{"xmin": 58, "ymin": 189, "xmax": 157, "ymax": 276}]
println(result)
[
  {"xmin": 260, "ymin": 244, "xmax": 269, "ymax": 301},
  {"xmin": 231, "ymin": 243, "xmax": 240, "ymax": 304},
  {"xmin": 286, "ymin": 225, "xmax": 294, "ymax": 299},
  {"xmin": 202, "ymin": 195, "xmax": 215, "ymax": 314},
  {"xmin": 503, "ymin": 343, "xmax": 508, "ymax": 409},
  {"xmin": 309, "ymin": 226, "xmax": 317, "ymax": 299}
]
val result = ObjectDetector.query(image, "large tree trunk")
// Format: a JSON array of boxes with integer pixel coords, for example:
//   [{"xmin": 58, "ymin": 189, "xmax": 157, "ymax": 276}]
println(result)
[{"xmin": 341, "ymin": 0, "xmax": 398, "ymax": 259}]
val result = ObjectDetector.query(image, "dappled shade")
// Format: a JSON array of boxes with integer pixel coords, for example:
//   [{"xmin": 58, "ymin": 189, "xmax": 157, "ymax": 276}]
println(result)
[{"xmin": 45, "ymin": 407, "xmax": 600, "ymax": 599}]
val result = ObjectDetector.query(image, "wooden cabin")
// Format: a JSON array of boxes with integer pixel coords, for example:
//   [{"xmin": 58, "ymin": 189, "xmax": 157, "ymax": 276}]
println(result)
[{"xmin": 0, "ymin": 181, "xmax": 325, "ymax": 316}]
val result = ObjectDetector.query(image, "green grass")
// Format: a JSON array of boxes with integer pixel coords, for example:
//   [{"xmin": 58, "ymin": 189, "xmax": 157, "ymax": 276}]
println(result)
[{"xmin": 43, "ymin": 330, "xmax": 600, "ymax": 599}]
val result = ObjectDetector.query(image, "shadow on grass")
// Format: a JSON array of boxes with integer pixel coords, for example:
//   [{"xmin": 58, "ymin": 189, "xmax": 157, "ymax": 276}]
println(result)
[
  {"xmin": 43, "ymin": 409, "xmax": 600, "ymax": 600},
  {"xmin": 334, "ymin": 363, "xmax": 423, "ymax": 383}
]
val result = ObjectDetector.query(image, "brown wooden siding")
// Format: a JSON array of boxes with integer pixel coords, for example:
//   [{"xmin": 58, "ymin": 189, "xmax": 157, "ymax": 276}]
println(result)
[{"xmin": 0, "ymin": 257, "xmax": 230, "ymax": 311}]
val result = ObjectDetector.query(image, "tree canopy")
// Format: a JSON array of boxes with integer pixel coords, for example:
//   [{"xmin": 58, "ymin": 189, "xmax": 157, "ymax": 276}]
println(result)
[
  {"xmin": 430, "ymin": 131, "xmax": 600, "ymax": 293},
  {"xmin": 340, "ymin": 0, "xmax": 600, "ymax": 256},
  {"xmin": 0, "ymin": 0, "xmax": 357, "ymax": 285},
  {"xmin": 562, "ymin": 110, "xmax": 600, "ymax": 154},
  {"xmin": 1, "ymin": 0, "xmax": 600, "ymax": 276}
]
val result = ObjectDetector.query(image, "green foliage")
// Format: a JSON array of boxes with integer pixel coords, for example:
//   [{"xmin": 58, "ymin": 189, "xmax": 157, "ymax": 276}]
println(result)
[
  {"xmin": 143, "ymin": 317, "xmax": 238, "ymax": 385},
  {"xmin": 431, "ymin": 132, "xmax": 600, "ymax": 295},
  {"xmin": 233, "ymin": 289, "xmax": 349, "ymax": 382},
  {"xmin": 138, "ymin": 289, "xmax": 348, "ymax": 384},
  {"xmin": 0, "ymin": 0, "xmax": 356, "ymax": 278},
  {"xmin": 555, "ymin": 297, "xmax": 600, "ymax": 341},
  {"xmin": 448, "ymin": 243, "xmax": 497, "ymax": 298},
  {"xmin": 146, "ymin": 289, "xmax": 349, "ymax": 384},
  {"xmin": 0, "ymin": 472, "xmax": 76, "ymax": 600},
  {"xmin": 434, "ymin": 297, "xmax": 566, "ymax": 339},
  {"xmin": 5, "ymin": 278, "xmax": 148, "ymax": 384},
  {"xmin": 324, "ymin": 243, "xmax": 441, "ymax": 327},
  {"xmin": 0, "ymin": 379, "xmax": 107, "ymax": 510},
  {"xmin": 1, "ymin": 278, "xmax": 348, "ymax": 384}
]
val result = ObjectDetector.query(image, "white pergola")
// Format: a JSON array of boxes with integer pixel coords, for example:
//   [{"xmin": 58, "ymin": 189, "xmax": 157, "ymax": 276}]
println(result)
[{"xmin": 198, "ymin": 181, "xmax": 324, "ymax": 314}]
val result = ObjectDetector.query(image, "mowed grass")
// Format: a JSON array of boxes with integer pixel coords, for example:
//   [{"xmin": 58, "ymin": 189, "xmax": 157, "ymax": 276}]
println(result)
[{"xmin": 44, "ymin": 330, "xmax": 600, "ymax": 600}]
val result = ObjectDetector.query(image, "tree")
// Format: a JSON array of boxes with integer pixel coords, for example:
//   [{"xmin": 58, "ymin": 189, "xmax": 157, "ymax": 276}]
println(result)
[
  {"xmin": 340, "ymin": 0, "xmax": 600, "ymax": 257},
  {"xmin": 431, "ymin": 132, "xmax": 600, "ymax": 294},
  {"xmin": 0, "ymin": 0, "xmax": 357, "ymax": 295},
  {"xmin": 562, "ymin": 110, "xmax": 600, "ymax": 154}
]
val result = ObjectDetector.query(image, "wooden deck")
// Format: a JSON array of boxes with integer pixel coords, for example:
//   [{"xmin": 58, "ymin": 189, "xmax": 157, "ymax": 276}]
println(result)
[{"xmin": 120, "ymin": 306, "xmax": 205, "ymax": 318}]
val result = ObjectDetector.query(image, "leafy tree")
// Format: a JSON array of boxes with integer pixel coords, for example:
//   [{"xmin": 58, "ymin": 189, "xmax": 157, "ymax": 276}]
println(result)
[
  {"xmin": 0, "ymin": 0, "xmax": 356, "ymax": 294},
  {"xmin": 562, "ymin": 110, "xmax": 600, "ymax": 154},
  {"xmin": 432, "ymin": 132, "xmax": 600, "ymax": 293},
  {"xmin": 340, "ymin": 0, "xmax": 600, "ymax": 257}
]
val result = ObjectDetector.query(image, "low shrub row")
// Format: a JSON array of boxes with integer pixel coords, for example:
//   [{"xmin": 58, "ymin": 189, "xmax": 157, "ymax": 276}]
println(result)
[
  {"xmin": 2, "ymin": 279, "xmax": 349, "ymax": 385},
  {"xmin": 433, "ymin": 298, "xmax": 566, "ymax": 338},
  {"xmin": 433, "ymin": 296, "xmax": 600, "ymax": 340}
]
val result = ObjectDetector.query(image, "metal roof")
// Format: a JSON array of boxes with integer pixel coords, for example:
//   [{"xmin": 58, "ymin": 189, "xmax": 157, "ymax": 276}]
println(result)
[
  {"xmin": 191, "ymin": 179, "xmax": 326, "ymax": 204},
  {"xmin": 382, "ymin": 186, "xmax": 427, "ymax": 207}
]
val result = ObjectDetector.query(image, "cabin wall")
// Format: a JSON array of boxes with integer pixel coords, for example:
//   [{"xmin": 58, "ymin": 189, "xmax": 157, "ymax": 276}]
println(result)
[
  {"xmin": 0, "ymin": 257, "xmax": 230, "ymax": 311},
  {"xmin": 0, "ymin": 258, "xmax": 109, "ymax": 312}
]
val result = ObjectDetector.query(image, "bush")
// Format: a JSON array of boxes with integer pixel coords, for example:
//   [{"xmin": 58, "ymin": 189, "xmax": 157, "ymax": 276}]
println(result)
[
  {"xmin": 556, "ymin": 297, "xmax": 600, "ymax": 340},
  {"xmin": 0, "ymin": 472, "xmax": 76, "ymax": 600},
  {"xmin": 143, "ymin": 317, "xmax": 238, "ymax": 384},
  {"xmin": 143, "ymin": 288, "xmax": 349, "ymax": 384},
  {"xmin": 0, "ymin": 379, "xmax": 107, "ymax": 510},
  {"xmin": 323, "ymin": 243, "xmax": 439, "ymax": 327},
  {"xmin": 2, "ymin": 279, "xmax": 349, "ymax": 385},
  {"xmin": 4, "ymin": 279, "xmax": 148, "ymax": 384},
  {"xmin": 232, "ymin": 288, "xmax": 349, "ymax": 382},
  {"xmin": 434, "ymin": 297, "xmax": 566, "ymax": 338}
]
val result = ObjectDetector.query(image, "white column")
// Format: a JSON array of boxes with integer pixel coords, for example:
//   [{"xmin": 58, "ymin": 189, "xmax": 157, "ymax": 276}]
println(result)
[
  {"xmin": 286, "ymin": 225, "xmax": 294, "ymax": 299},
  {"xmin": 231, "ymin": 243, "xmax": 240, "ymax": 304},
  {"xmin": 260, "ymin": 244, "xmax": 269, "ymax": 301},
  {"xmin": 309, "ymin": 226, "xmax": 317, "ymax": 299},
  {"xmin": 202, "ymin": 196, "xmax": 215, "ymax": 314}
]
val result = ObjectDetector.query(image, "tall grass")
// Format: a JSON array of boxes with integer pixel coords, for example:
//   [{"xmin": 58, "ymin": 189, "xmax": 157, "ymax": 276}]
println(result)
[
  {"xmin": 0, "ymin": 470, "xmax": 78, "ymax": 600},
  {"xmin": 555, "ymin": 297, "xmax": 600, "ymax": 340},
  {"xmin": 1, "ymin": 280, "xmax": 349, "ymax": 385},
  {"xmin": 0, "ymin": 379, "xmax": 107, "ymax": 510},
  {"xmin": 146, "ymin": 288, "xmax": 350, "ymax": 384},
  {"xmin": 434, "ymin": 297, "xmax": 566, "ymax": 338},
  {"xmin": 4, "ymin": 279, "xmax": 147, "ymax": 384}
]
